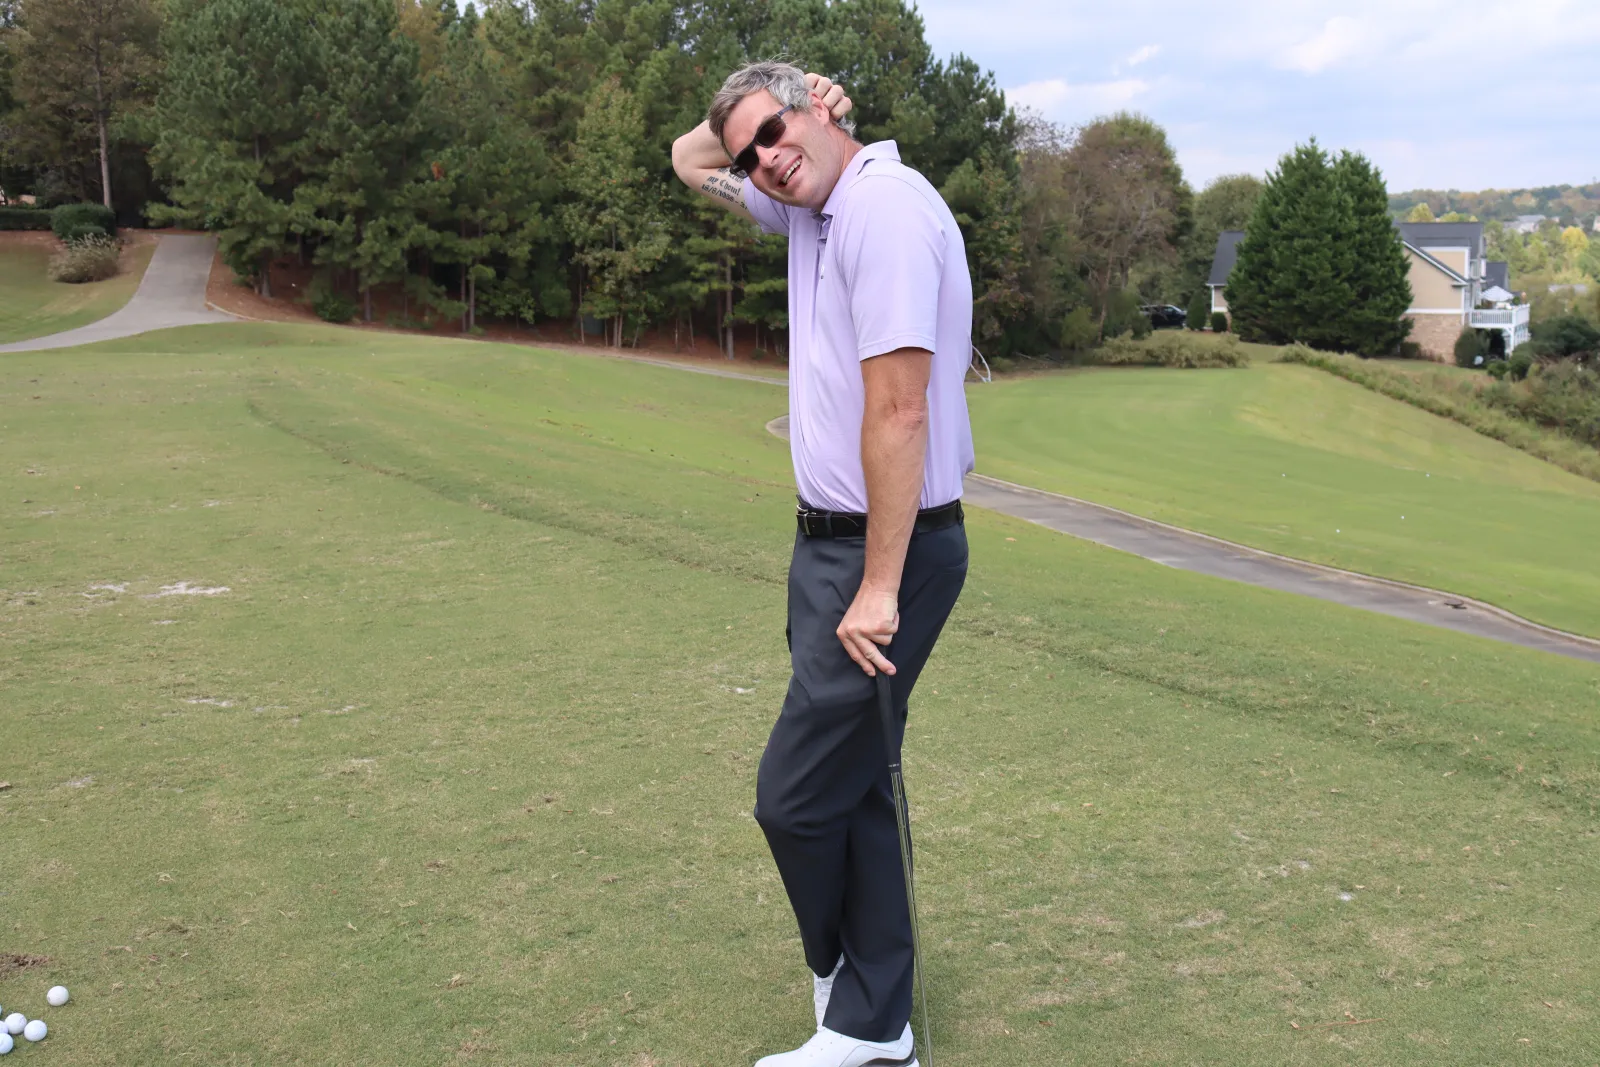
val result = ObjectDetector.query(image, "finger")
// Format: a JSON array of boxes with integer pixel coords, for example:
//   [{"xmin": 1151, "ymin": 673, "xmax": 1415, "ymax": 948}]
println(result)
[
  {"xmin": 821, "ymin": 83, "xmax": 843, "ymax": 108},
  {"xmin": 838, "ymin": 627, "xmax": 876, "ymax": 677},
  {"xmin": 855, "ymin": 635, "xmax": 894, "ymax": 675},
  {"xmin": 804, "ymin": 71, "xmax": 821, "ymax": 90},
  {"xmin": 835, "ymin": 93, "xmax": 853, "ymax": 117}
]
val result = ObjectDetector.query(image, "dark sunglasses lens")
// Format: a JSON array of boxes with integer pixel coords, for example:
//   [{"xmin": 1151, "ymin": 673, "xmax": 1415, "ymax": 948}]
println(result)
[
  {"xmin": 755, "ymin": 114, "xmax": 786, "ymax": 148},
  {"xmin": 733, "ymin": 147, "xmax": 759, "ymax": 177}
]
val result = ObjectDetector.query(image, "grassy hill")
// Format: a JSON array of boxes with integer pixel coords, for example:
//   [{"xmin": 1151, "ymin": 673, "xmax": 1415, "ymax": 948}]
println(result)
[
  {"xmin": 0, "ymin": 237, "xmax": 155, "ymax": 344},
  {"xmin": 968, "ymin": 362, "xmax": 1600, "ymax": 637},
  {"xmin": 2, "ymin": 325, "xmax": 1598, "ymax": 1065}
]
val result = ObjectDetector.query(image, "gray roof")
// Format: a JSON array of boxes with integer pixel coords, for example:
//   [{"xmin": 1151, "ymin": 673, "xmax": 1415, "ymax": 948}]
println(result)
[
  {"xmin": 1396, "ymin": 221, "xmax": 1484, "ymax": 256},
  {"xmin": 1207, "ymin": 221, "xmax": 1487, "ymax": 289},
  {"xmin": 1207, "ymin": 230, "xmax": 1245, "ymax": 286},
  {"xmin": 1485, "ymin": 260, "xmax": 1509, "ymax": 291}
]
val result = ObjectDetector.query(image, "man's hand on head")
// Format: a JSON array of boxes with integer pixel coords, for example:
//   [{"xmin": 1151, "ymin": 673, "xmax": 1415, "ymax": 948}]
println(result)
[{"xmin": 804, "ymin": 72, "xmax": 853, "ymax": 124}]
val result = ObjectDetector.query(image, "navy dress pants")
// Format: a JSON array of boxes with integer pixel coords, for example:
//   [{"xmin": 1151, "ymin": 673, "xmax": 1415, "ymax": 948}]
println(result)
[{"xmin": 754, "ymin": 522, "xmax": 968, "ymax": 1042}]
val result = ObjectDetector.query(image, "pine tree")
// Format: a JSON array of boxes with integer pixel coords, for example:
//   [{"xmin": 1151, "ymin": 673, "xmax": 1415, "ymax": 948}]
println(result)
[
  {"xmin": 1331, "ymin": 151, "xmax": 1412, "ymax": 355},
  {"xmin": 1227, "ymin": 141, "xmax": 1350, "ymax": 346},
  {"xmin": 150, "ymin": 0, "xmax": 316, "ymax": 295}
]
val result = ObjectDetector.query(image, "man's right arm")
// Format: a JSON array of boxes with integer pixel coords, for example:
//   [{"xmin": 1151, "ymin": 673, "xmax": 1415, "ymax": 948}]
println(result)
[{"xmin": 671, "ymin": 122, "xmax": 755, "ymax": 223}]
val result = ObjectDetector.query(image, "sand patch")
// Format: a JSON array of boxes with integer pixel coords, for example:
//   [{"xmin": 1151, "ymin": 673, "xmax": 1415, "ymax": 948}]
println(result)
[
  {"xmin": 185, "ymin": 697, "xmax": 235, "ymax": 708},
  {"xmin": 146, "ymin": 581, "xmax": 231, "ymax": 598}
]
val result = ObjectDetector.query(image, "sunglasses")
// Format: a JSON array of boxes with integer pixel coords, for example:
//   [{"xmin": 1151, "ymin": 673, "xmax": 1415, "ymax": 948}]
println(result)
[{"xmin": 728, "ymin": 104, "xmax": 796, "ymax": 179}]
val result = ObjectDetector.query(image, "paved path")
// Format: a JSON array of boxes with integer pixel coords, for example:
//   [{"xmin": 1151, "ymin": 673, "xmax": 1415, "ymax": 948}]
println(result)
[
  {"xmin": 0, "ymin": 234, "xmax": 235, "ymax": 353},
  {"xmin": 765, "ymin": 414, "xmax": 1600, "ymax": 663}
]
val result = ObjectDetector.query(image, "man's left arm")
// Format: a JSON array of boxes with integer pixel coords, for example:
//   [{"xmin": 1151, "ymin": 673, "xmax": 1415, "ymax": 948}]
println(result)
[
  {"xmin": 836, "ymin": 348, "xmax": 931, "ymax": 677},
  {"xmin": 834, "ymin": 177, "xmax": 946, "ymax": 677}
]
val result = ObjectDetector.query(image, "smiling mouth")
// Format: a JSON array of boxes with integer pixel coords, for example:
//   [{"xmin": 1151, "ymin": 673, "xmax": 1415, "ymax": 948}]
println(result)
[{"xmin": 778, "ymin": 158, "xmax": 801, "ymax": 187}]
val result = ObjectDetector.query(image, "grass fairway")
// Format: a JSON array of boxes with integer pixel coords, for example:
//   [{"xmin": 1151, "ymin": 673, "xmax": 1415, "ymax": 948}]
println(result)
[
  {"xmin": 3, "ymin": 325, "xmax": 1599, "ymax": 1066},
  {"xmin": 969, "ymin": 363, "xmax": 1600, "ymax": 637},
  {"xmin": 0, "ymin": 237, "xmax": 156, "ymax": 345}
]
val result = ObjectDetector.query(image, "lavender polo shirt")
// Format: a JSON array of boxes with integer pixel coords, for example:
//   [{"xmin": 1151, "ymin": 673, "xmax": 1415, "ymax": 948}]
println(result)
[{"xmin": 743, "ymin": 140, "xmax": 975, "ymax": 514}]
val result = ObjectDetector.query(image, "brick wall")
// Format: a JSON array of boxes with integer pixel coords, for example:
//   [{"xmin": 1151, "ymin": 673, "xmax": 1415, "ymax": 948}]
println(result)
[{"xmin": 1406, "ymin": 313, "xmax": 1464, "ymax": 362}]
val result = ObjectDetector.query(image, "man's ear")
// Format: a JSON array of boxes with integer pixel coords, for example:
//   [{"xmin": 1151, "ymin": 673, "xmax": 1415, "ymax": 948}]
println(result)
[{"xmin": 807, "ymin": 91, "xmax": 831, "ymax": 123}]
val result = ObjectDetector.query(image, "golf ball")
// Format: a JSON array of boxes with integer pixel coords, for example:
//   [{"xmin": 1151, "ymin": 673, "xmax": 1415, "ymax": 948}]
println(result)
[
  {"xmin": 21, "ymin": 1020, "xmax": 44, "ymax": 1042},
  {"xmin": 0, "ymin": 1032, "xmax": 11, "ymax": 1054},
  {"xmin": 1, "ymin": 1015, "xmax": 22, "ymax": 1036},
  {"xmin": 46, "ymin": 986, "xmax": 69, "ymax": 1007}
]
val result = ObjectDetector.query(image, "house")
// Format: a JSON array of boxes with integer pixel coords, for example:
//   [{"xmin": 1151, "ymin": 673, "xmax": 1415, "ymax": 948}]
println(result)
[
  {"xmin": 1512, "ymin": 214, "xmax": 1547, "ymax": 234},
  {"xmin": 1207, "ymin": 221, "xmax": 1529, "ymax": 360}
]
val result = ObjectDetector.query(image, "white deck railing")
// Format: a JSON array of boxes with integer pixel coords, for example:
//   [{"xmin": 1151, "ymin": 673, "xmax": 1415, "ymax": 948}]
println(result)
[{"xmin": 1469, "ymin": 305, "xmax": 1531, "ymax": 328}]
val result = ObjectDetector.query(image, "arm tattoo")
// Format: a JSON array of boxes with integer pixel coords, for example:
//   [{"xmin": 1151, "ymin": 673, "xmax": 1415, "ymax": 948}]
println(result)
[{"xmin": 699, "ymin": 167, "xmax": 746, "ymax": 208}]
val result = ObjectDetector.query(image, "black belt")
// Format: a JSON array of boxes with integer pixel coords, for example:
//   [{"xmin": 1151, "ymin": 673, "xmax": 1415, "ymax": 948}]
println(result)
[{"xmin": 796, "ymin": 498, "xmax": 963, "ymax": 538}]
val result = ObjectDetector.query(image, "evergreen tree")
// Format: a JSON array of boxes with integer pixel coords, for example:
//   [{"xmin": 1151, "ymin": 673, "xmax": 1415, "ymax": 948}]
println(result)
[
  {"xmin": 295, "ymin": 0, "xmax": 427, "ymax": 321},
  {"xmin": 150, "ymin": 0, "xmax": 316, "ymax": 295},
  {"xmin": 1227, "ymin": 141, "xmax": 1351, "ymax": 346},
  {"xmin": 562, "ymin": 77, "xmax": 668, "ymax": 346},
  {"xmin": 1330, "ymin": 150, "xmax": 1412, "ymax": 355},
  {"xmin": 941, "ymin": 150, "xmax": 1023, "ymax": 349},
  {"xmin": 9, "ymin": 0, "xmax": 161, "ymax": 209}
]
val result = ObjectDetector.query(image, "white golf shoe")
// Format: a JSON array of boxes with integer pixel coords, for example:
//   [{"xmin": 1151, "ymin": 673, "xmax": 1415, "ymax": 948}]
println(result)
[
  {"xmin": 813, "ymin": 956, "xmax": 843, "ymax": 1029},
  {"xmin": 754, "ymin": 1023, "xmax": 916, "ymax": 1067}
]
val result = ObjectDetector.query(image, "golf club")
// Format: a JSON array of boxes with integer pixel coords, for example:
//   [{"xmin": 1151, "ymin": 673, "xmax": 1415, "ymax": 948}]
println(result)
[{"xmin": 875, "ymin": 670, "xmax": 933, "ymax": 1067}]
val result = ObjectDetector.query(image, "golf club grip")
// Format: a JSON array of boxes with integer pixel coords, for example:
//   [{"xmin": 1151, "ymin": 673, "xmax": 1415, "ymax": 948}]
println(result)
[{"xmin": 874, "ymin": 671, "xmax": 899, "ymax": 767}]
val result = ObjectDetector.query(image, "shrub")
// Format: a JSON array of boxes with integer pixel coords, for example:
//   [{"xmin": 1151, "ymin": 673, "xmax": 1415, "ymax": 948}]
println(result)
[
  {"xmin": 1397, "ymin": 340, "xmax": 1423, "ymax": 360},
  {"xmin": 0, "ymin": 206, "xmax": 53, "ymax": 231},
  {"xmin": 1210, "ymin": 311, "xmax": 1229, "ymax": 334},
  {"xmin": 1530, "ymin": 313, "xmax": 1600, "ymax": 361},
  {"xmin": 1058, "ymin": 306, "xmax": 1098, "ymax": 353},
  {"xmin": 1102, "ymin": 289, "xmax": 1151, "ymax": 341},
  {"xmin": 1453, "ymin": 326, "xmax": 1485, "ymax": 368},
  {"xmin": 46, "ymin": 235, "xmax": 121, "ymax": 283},
  {"xmin": 1508, "ymin": 352, "xmax": 1534, "ymax": 381},
  {"xmin": 1486, "ymin": 359, "xmax": 1509, "ymax": 380},
  {"xmin": 57, "ymin": 223, "xmax": 107, "ymax": 242},
  {"xmin": 50, "ymin": 202, "xmax": 117, "ymax": 241},
  {"xmin": 1185, "ymin": 289, "xmax": 1210, "ymax": 331},
  {"xmin": 1098, "ymin": 332, "xmax": 1248, "ymax": 369},
  {"xmin": 312, "ymin": 287, "xmax": 358, "ymax": 324}
]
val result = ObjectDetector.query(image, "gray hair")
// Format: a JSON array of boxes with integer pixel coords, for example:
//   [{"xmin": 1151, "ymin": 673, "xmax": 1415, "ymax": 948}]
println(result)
[{"xmin": 706, "ymin": 60, "xmax": 856, "ymax": 149}]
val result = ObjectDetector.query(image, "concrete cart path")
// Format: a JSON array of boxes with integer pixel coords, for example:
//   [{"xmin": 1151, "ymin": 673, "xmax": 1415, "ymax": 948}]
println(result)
[
  {"xmin": 0, "ymin": 234, "xmax": 235, "ymax": 353},
  {"xmin": 765, "ymin": 414, "xmax": 1600, "ymax": 664}
]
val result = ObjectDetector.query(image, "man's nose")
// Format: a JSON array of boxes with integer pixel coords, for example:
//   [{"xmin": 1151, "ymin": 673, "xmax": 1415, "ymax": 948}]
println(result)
[{"xmin": 757, "ymin": 143, "xmax": 784, "ymax": 169}]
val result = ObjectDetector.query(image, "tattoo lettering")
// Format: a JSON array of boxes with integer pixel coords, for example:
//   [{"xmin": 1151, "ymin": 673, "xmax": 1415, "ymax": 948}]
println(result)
[{"xmin": 699, "ymin": 167, "xmax": 745, "ymax": 208}]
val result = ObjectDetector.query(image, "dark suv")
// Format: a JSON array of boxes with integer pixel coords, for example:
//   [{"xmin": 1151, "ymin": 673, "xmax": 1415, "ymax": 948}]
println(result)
[{"xmin": 1140, "ymin": 304, "xmax": 1187, "ymax": 329}]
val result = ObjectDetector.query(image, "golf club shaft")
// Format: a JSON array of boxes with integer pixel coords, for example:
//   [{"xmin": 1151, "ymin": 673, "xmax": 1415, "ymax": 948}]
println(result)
[{"xmin": 876, "ymin": 672, "xmax": 934, "ymax": 1067}]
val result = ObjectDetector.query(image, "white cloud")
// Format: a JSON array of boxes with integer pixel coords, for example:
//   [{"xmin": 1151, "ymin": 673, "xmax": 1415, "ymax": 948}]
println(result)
[
  {"xmin": 1007, "ymin": 78, "xmax": 1151, "ymax": 121},
  {"xmin": 1278, "ymin": 16, "xmax": 1369, "ymax": 74},
  {"xmin": 1126, "ymin": 44, "xmax": 1161, "ymax": 67}
]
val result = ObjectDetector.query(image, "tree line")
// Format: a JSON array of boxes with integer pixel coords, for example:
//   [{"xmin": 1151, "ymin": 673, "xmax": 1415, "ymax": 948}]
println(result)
[{"xmin": 4, "ymin": 0, "xmax": 1271, "ymax": 357}]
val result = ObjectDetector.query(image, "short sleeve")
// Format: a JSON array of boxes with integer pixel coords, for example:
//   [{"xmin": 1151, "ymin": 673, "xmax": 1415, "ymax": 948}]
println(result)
[
  {"xmin": 836, "ymin": 175, "xmax": 945, "ymax": 360},
  {"xmin": 743, "ymin": 178, "xmax": 796, "ymax": 236}
]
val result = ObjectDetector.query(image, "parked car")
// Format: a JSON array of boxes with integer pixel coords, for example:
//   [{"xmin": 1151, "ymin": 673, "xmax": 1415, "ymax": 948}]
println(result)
[{"xmin": 1140, "ymin": 304, "xmax": 1187, "ymax": 329}]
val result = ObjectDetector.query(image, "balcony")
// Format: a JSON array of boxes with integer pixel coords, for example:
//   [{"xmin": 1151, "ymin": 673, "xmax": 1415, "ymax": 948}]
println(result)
[{"xmin": 1469, "ymin": 305, "xmax": 1530, "ymax": 329}]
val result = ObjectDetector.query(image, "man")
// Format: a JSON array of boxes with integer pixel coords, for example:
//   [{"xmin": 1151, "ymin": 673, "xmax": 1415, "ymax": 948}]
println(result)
[{"xmin": 672, "ymin": 62, "xmax": 974, "ymax": 1067}]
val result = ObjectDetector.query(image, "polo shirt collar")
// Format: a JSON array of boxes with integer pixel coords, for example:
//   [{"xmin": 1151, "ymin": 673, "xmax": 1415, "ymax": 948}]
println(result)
[{"xmin": 818, "ymin": 140, "xmax": 901, "ymax": 220}]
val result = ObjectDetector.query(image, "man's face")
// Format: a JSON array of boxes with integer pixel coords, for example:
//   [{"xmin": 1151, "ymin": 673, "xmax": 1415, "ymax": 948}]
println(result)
[{"xmin": 723, "ymin": 89, "xmax": 840, "ymax": 211}]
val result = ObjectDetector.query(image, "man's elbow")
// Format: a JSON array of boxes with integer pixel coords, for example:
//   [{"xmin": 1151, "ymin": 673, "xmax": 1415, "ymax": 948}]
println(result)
[{"xmin": 872, "ymin": 394, "xmax": 928, "ymax": 433}]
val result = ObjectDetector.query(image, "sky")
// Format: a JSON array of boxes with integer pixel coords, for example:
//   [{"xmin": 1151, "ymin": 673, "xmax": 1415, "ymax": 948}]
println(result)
[{"xmin": 915, "ymin": 0, "xmax": 1600, "ymax": 193}]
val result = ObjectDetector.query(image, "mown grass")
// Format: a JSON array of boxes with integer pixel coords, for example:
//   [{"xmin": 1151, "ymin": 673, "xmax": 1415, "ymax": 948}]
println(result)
[
  {"xmin": 2, "ymin": 323, "xmax": 1598, "ymax": 1066},
  {"xmin": 968, "ymin": 361, "xmax": 1600, "ymax": 638},
  {"xmin": 0, "ymin": 238, "xmax": 155, "ymax": 344},
  {"xmin": 1277, "ymin": 347, "xmax": 1600, "ymax": 483}
]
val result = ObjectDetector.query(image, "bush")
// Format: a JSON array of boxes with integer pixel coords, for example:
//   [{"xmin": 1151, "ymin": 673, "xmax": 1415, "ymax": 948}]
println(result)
[
  {"xmin": 1210, "ymin": 311, "xmax": 1229, "ymax": 334},
  {"xmin": 50, "ymin": 202, "xmax": 117, "ymax": 241},
  {"xmin": 1098, "ymin": 332, "xmax": 1248, "ymax": 369},
  {"xmin": 312, "ymin": 287, "xmax": 358, "ymax": 324},
  {"xmin": 1058, "ymin": 306, "xmax": 1098, "ymax": 354},
  {"xmin": 0, "ymin": 206, "xmax": 54, "ymax": 231},
  {"xmin": 1486, "ymin": 359, "xmax": 1509, "ymax": 380},
  {"xmin": 1530, "ymin": 313, "xmax": 1600, "ymax": 361},
  {"xmin": 1185, "ymin": 289, "xmax": 1210, "ymax": 331},
  {"xmin": 57, "ymin": 223, "xmax": 107, "ymax": 242},
  {"xmin": 1102, "ymin": 289, "xmax": 1151, "ymax": 341},
  {"xmin": 1397, "ymin": 340, "xmax": 1423, "ymax": 360},
  {"xmin": 1507, "ymin": 352, "xmax": 1534, "ymax": 381},
  {"xmin": 1454, "ymin": 326, "xmax": 1486, "ymax": 368},
  {"xmin": 46, "ymin": 235, "xmax": 121, "ymax": 283}
]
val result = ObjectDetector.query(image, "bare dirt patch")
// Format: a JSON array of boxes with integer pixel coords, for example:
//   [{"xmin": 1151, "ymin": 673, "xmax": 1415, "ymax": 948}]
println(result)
[{"xmin": 0, "ymin": 953, "xmax": 52, "ymax": 976}]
